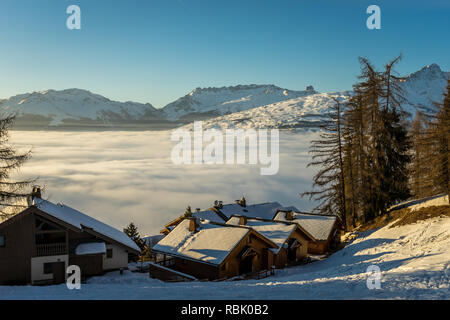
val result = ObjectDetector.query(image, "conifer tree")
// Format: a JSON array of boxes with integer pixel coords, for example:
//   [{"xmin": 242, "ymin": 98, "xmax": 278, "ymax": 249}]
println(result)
[
  {"xmin": 123, "ymin": 222, "xmax": 145, "ymax": 251},
  {"xmin": 409, "ymin": 110, "xmax": 428, "ymax": 197},
  {"xmin": 302, "ymin": 98, "xmax": 348, "ymax": 229},
  {"xmin": 306, "ymin": 56, "xmax": 412, "ymax": 227},
  {"xmin": 376, "ymin": 55, "xmax": 411, "ymax": 212},
  {"xmin": 0, "ymin": 115, "xmax": 34, "ymax": 220},
  {"xmin": 182, "ymin": 206, "xmax": 193, "ymax": 218},
  {"xmin": 424, "ymin": 80, "xmax": 450, "ymax": 196}
]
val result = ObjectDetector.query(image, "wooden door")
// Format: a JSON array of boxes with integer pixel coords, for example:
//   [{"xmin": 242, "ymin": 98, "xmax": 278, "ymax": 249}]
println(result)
[
  {"xmin": 261, "ymin": 248, "xmax": 268, "ymax": 270},
  {"xmin": 52, "ymin": 262, "xmax": 66, "ymax": 284}
]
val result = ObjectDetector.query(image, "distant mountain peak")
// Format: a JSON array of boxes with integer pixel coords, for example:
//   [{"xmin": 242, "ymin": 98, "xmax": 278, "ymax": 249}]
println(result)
[
  {"xmin": 407, "ymin": 63, "xmax": 445, "ymax": 81},
  {"xmin": 0, "ymin": 88, "xmax": 160, "ymax": 127},
  {"xmin": 163, "ymin": 84, "xmax": 318, "ymax": 121}
]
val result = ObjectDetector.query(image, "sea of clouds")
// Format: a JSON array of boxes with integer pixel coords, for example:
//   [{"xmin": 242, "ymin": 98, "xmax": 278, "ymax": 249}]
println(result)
[{"xmin": 10, "ymin": 130, "xmax": 318, "ymax": 236}]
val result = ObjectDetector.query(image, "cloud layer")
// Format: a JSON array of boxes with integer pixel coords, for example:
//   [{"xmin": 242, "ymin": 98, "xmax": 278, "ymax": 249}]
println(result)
[{"xmin": 10, "ymin": 130, "xmax": 318, "ymax": 236}]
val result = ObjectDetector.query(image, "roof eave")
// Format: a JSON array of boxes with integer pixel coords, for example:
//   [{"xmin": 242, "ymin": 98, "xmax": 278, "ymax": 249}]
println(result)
[{"xmin": 150, "ymin": 248, "xmax": 221, "ymax": 267}]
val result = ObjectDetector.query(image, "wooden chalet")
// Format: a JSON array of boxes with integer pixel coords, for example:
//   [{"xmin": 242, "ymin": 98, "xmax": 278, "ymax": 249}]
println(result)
[
  {"xmin": 0, "ymin": 189, "xmax": 140, "ymax": 285},
  {"xmin": 158, "ymin": 198, "xmax": 298, "ymax": 236},
  {"xmin": 274, "ymin": 211, "xmax": 343, "ymax": 255},
  {"xmin": 150, "ymin": 218, "xmax": 278, "ymax": 281},
  {"xmin": 227, "ymin": 215, "xmax": 315, "ymax": 268}
]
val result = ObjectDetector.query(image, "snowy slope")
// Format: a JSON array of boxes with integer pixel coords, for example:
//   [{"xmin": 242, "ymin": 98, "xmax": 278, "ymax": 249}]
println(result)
[
  {"xmin": 0, "ymin": 88, "xmax": 160, "ymax": 126},
  {"xmin": 2, "ymin": 214, "xmax": 449, "ymax": 299},
  {"xmin": 187, "ymin": 64, "xmax": 449, "ymax": 130},
  {"xmin": 161, "ymin": 84, "xmax": 317, "ymax": 121},
  {"xmin": 187, "ymin": 92, "xmax": 349, "ymax": 130}
]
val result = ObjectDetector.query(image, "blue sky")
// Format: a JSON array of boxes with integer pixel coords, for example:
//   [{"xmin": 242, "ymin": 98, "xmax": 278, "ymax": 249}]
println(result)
[{"xmin": 0, "ymin": 0, "xmax": 449, "ymax": 108}]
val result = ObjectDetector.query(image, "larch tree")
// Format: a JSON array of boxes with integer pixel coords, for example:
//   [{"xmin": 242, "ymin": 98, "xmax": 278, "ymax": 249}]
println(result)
[
  {"xmin": 377, "ymin": 56, "xmax": 411, "ymax": 211},
  {"xmin": 306, "ymin": 56, "xmax": 412, "ymax": 228},
  {"xmin": 409, "ymin": 110, "xmax": 428, "ymax": 197},
  {"xmin": 301, "ymin": 98, "xmax": 348, "ymax": 230},
  {"xmin": 0, "ymin": 115, "xmax": 34, "ymax": 220},
  {"xmin": 428, "ymin": 80, "xmax": 450, "ymax": 196}
]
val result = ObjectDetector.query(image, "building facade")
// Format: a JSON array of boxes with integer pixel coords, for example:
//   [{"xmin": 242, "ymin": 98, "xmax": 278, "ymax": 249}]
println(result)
[{"xmin": 0, "ymin": 194, "xmax": 140, "ymax": 285}]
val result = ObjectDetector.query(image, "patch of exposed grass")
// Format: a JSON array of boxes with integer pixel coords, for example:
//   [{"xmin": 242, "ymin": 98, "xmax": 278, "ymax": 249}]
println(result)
[
  {"xmin": 355, "ymin": 205, "xmax": 450, "ymax": 232},
  {"xmin": 389, "ymin": 205, "xmax": 450, "ymax": 228}
]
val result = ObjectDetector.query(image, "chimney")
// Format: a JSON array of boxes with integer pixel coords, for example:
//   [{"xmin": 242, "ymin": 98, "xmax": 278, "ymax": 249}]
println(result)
[
  {"xmin": 188, "ymin": 217, "xmax": 199, "ymax": 232},
  {"xmin": 239, "ymin": 216, "xmax": 247, "ymax": 225},
  {"xmin": 31, "ymin": 186, "xmax": 42, "ymax": 200},
  {"xmin": 26, "ymin": 195, "xmax": 33, "ymax": 207},
  {"xmin": 214, "ymin": 200, "xmax": 223, "ymax": 209},
  {"xmin": 285, "ymin": 211, "xmax": 294, "ymax": 221}
]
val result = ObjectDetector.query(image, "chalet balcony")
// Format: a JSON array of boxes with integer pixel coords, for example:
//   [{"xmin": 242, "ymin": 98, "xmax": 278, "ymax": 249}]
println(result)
[{"xmin": 35, "ymin": 243, "xmax": 67, "ymax": 257}]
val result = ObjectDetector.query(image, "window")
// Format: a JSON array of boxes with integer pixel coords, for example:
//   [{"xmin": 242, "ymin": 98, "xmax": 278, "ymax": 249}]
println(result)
[
  {"xmin": 43, "ymin": 263, "xmax": 53, "ymax": 274},
  {"xmin": 0, "ymin": 235, "xmax": 5, "ymax": 247},
  {"xmin": 106, "ymin": 248, "xmax": 113, "ymax": 259}
]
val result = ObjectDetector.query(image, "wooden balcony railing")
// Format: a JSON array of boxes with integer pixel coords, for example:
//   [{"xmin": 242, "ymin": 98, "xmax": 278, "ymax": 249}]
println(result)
[
  {"xmin": 252, "ymin": 267, "xmax": 275, "ymax": 280},
  {"xmin": 36, "ymin": 243, "xmax": 67, "ymax": 257},
  {"xmin": 156, "ymin": 257, "xmax": 175, "ymax": 267}
]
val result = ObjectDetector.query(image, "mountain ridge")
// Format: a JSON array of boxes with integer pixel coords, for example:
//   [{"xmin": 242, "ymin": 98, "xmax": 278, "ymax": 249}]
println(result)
[{"xmin": 1, "ymin": 64, "xmax": 448, "ymax": 129}]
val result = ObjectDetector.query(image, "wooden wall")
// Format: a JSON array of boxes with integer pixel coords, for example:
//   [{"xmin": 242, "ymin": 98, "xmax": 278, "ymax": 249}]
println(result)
[
  {"xmin": 149, "ymin": 263, "xmax": 196, "ymax": 282},
  {"xmin": 218, "ymin": 232, "xmax": 274, "ymax": 279},
  {"xmin": 172, "ymin": 257, "xmax": 219, "ymax": 281},
  {"xmin": 69, "ymin": 254, "xmax": 103, "ymax": 278},
  {"xmin": 0, "ymin": 213, "xmax": 35, "ymax": 285},
  {"xmin": 307, "ymin": 240, "xmax": 329, "ymax": 255},
  {"xmin": 272, "ymin": 229, "xmax": 310, "ymax": 268}
]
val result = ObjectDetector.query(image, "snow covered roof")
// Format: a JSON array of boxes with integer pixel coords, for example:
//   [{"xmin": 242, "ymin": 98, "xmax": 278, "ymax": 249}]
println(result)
[
  {"xmin": 274, "ymin": 211, "xmax": 338, "ymax": 241},
  {"xmin": 227, "ymin": 217, "xmax": 297, "ymax": 254},
  {"xmin": 218, "ymin": 202, "xmax": 298, "ymax": 220},
  {"xmin": 33, "ymin": 198, "xmax": 140, "ymax": 252},
  {"xmin": 75, "ymin": 242, "xmax": 106, "ymax": 255},
  {"xmin": 152, "ymin": 219, "xmax": 251, "ymax": 266},
  {"xmin": 192, "ymin": 209, "xmax": 227, "ymax": 223}
]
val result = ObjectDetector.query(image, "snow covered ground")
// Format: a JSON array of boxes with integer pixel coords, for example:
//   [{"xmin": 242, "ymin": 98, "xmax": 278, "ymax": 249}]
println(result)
[
  {"xmin": 2, "ymin": 214, "xmax": 448, "ymax": 299},
  {"xmin": 182, "ymin": 92, "xmax": 348, "ymax": 130}
]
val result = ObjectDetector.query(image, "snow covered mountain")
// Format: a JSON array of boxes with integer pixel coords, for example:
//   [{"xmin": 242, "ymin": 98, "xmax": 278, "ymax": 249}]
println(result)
[
  {"xmin": 0, "ymin": 88, "xmax": 163, "ymax": 127},
  {"xmin": 400, "ymin": 63, "xmax": 450, "ymax": 114},
  {"xmin": 161, "ymin": 84, "xmax": 317, "ymax": 121},
  {"xmin": 1, "ymin": 64, "xmax": 447, "ymax": 129},
  {"xmin": 191, "ymin": 92, "xmax": 350, "ymax": 130},
  {"xmin": 193, "ymin": 64, "xmax": 449, "ymax": 130}
]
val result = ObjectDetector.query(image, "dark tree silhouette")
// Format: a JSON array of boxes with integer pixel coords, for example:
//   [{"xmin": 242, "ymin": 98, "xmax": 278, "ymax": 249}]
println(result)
[
  {"xmin": 123, "ymin": 222, "xmax": 145, "ymax": 251},
  {"xmin": 304, "ymin": 56, "xmax": 412, "ymax": 227},
  {"xmin": 0, "ymin": 115, "xmax": 34, "ymax": 220},
  {"xmin": 301, "ymin": 98, "xmax": 348, "ymax": 229}
]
